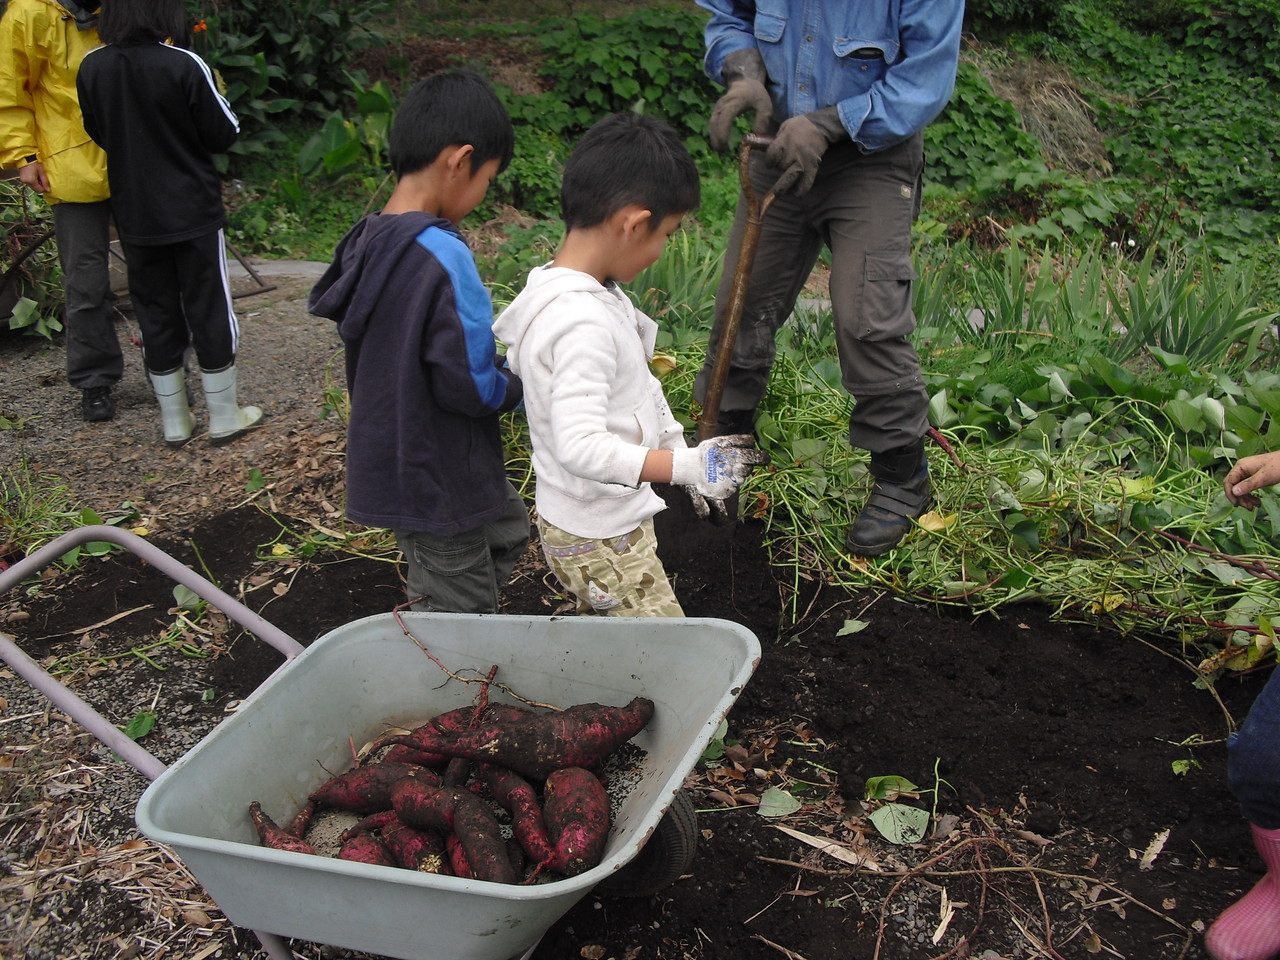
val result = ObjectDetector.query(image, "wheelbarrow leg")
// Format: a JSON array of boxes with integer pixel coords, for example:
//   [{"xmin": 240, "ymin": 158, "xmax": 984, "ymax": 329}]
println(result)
[
  {"xmin": 696, "ymin": 133, "xmax": 776, "ymax": 444},
  {"xmin": 254, "ymin": 931, "xmax": 296, "ymax": 959}
]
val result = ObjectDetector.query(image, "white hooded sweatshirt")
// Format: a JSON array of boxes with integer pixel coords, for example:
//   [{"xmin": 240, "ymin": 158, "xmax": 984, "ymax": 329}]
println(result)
[{"xmin": 493, "ymin": 265, "xmax": 686, "ymax": 540}]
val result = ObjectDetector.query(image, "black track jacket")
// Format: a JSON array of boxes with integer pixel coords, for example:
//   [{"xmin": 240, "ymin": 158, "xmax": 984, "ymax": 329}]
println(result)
[{"xmin": 77, "ymin": 41, "xmax": 237, "ymax": 245}]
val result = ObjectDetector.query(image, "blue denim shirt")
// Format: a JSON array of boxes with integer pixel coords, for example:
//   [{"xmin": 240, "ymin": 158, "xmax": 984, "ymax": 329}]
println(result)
[{"xmin": 697, "ymin": 0, "xmax": 965, "ymax": 153}]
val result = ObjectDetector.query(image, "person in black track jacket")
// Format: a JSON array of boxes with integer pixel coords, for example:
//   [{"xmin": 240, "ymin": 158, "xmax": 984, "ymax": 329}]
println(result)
[{"xmin": 76, "ymin": 0, "xmax": 262, "ymax": 447}]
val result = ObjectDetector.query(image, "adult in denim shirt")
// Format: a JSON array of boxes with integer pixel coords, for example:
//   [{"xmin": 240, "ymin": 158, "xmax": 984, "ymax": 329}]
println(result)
[{"xmin": 694, "ymin": 0, "xmax": 963, "ymax": 556}]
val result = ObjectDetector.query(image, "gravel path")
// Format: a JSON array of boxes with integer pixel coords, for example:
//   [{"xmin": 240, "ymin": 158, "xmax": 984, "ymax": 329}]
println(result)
[{"xmin": 1, "ymin": 267, "xmax": 340, "ymax": 537}]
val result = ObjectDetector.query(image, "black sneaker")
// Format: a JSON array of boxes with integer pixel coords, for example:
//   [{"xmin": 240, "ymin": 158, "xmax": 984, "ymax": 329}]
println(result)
[{"xmin": 81, "ymin": 387, "xmax": 115, "ymax": 422}]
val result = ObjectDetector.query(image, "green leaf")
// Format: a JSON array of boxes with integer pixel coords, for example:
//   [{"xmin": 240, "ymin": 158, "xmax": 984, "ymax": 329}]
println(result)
[
  {"xmin": 868, "ymin": 803, "xmax": 930, "ymax": 844},
  {"xmin": 245, "ymin": 468, "xmax": 267, "ymax": 492},
  {"xmin": 123, "ymin": 711, "xmax": 156, "ymax": 741},
  {"xmin": 757, "ymin": 786, "xmax": 802, "ymax": 819},
  {"xmin": 836, "ymin": 619, "xmax": 868, "ymax": 636},
  {"xmin": 864, "ymin": 775, "xmax": 919, "ymax": 801},
  {"xmin": 700, "ymin": 719, "xmax": 729, "ymax": 762},
  {"xmin": 172, "ymin": 584, "xmax": 201, "ymax": 612}
]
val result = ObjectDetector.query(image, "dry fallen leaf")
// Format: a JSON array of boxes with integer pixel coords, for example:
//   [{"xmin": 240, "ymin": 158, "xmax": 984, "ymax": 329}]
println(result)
[
  {"xmin": 579, "ymin": 946, "xmax": 606, "ymax": 960},
  {"xmin": 1138, "ymin": 828, "xmax": 1170, "ymax": 871},
  {"xmin": 1013, "ymin": 828, "xmax": 1053, "ymax": 848},
  {"xmin": 775, "ymin": 824, "xmax": 882, "ymax": 870}
]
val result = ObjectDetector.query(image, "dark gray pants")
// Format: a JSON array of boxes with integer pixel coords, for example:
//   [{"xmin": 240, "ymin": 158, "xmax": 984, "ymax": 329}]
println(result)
[
  {"xmin": 695, "ymin": 134, "xmax": 928, "ymax": 454},
  {"xmin": 52, "ymin": 200, "xmax": 122, "ymax": 389},
  {"xmin": 394, "ymin": 482, "xmax": 531, "ymax": 614}
]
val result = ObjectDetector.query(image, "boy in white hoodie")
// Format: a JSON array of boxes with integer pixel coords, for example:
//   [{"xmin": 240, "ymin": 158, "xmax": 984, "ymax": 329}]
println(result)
[{"xmin": 494, "ymin": 114, "xmax": 768, "ymax": 617}]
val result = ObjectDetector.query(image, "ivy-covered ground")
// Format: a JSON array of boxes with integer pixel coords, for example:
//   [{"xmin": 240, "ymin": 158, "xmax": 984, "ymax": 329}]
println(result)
[{"xmin": 0, "ymin": 271, "xmax": 1269, "ymax": 960}]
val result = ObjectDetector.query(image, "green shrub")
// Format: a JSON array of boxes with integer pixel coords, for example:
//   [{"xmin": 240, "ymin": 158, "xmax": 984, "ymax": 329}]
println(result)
[
  {"xmin": 965, "ymin": 0, "xmax": 1063, "ymax": 31},
  {"xmin": 925, "ymin": 62, "xmax": 1044, "ymax": 188},
  {"xmin": 526, "ymin": 5, "xmax": 713, "ymax": 143},
  {"xmin": 1180, "ymin": 0, "xmax": 1280, "ymax": 84},
  {"xmin": 185, "ymin": 0, "xmax": 391, "ymax": 166}
]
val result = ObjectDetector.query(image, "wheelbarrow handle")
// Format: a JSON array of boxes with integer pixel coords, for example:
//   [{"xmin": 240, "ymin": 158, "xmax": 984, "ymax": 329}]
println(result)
[
  {"xmin": 0, "ymin": 525, "xmax": 302, "ymax": 960},
  {"xmin": 0, "ymin": 525, "xmax": 304, "ymax": 659}
]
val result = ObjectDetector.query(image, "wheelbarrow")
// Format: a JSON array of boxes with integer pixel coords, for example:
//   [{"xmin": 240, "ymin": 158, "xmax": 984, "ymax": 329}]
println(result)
[{"xmin": 0, "ymin": 526, "xmax": 761, "ymax": 960}]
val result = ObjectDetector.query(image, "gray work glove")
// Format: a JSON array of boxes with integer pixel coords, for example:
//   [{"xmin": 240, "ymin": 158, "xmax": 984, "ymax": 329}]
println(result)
[
  {"xmin": 708, "ymin": 48, "xmax": 773, "ymax": 151},
  {"xmin": 671, "ymin": 434, "xmax": 771, "ymax": 518},
  {"xmin": 765, "ymin": 105, "xmax": 848, "ymax": 197}
]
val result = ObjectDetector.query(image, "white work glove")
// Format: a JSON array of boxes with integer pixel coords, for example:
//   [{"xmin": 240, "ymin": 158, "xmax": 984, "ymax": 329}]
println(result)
[
  {"xmin": 765, "ymin": 105, "xmax": 848, "ymax": 197},
  {"xmin": 671, "ymin": 435, "xmax": 770, "ymax": 519},
  {"xmin": 708, "ymin": 48, "xmax": 773, "ymax": 151}
]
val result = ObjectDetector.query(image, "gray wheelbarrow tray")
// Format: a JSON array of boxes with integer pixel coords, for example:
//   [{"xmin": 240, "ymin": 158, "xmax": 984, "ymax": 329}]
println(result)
[{"xmin": 0, "ymin": 526, "xmax": 761, "ymax": 960}]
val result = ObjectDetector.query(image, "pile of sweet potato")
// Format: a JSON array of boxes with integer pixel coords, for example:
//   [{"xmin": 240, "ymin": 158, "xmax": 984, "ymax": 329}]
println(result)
[{"xmin": 247, "ymin": 695, "xmax": 654, "ymax": 885}]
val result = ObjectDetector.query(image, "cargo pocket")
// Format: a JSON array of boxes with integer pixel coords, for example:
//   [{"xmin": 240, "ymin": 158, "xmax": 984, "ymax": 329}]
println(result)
[
  {"xmin": 857, "ymin": 251, "xmax": 917, "ymax": 341},
  {"xmin": 416, "ymin": 533, "xmax": 488, "ymax": 577}
]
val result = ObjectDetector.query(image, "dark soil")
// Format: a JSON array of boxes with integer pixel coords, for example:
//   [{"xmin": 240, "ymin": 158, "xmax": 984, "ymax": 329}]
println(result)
[
  {"xmin": 2, "ymin": 491, "xmax": 1268, "ymax": 960},
  {"xmin": 0, "ymin": 271, "xmax": 1268, "ymax": 960}
]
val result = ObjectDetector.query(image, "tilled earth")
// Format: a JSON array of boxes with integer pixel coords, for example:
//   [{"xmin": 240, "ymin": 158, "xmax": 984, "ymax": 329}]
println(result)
[{"xmin": 0, "ymin": 268, "xmax": 1268, "ymax": 960}]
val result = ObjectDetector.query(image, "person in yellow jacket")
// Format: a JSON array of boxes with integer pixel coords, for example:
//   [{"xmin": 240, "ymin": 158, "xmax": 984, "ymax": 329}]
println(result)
[{"xmin": 0, "ymin": 0, "xmax": 123, "ymax": 421}]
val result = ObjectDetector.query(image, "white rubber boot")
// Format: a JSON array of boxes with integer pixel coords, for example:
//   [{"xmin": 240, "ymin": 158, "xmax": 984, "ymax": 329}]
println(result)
[
  {"xmin": 201, "ymin": 364, "xmax": 263, "ymax": 444},
  {"xmin": 148, "ymin": 369, "xmax": 195, "ymax": 447}
]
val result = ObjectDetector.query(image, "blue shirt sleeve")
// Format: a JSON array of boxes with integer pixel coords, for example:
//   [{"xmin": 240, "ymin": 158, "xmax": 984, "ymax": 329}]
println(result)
[
  {"xmin": 698, "ymin": 0, "xmax": 964, "ymax": 153},
  {"xmin": 415, "ymin": 226, "xmax": 520, "ymax": 414}
]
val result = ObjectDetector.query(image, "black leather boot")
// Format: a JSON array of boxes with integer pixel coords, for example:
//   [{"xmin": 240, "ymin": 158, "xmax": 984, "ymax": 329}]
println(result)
[{"xmin": 846, "ymin": 439, "xmax": 931, "ymax": 557}]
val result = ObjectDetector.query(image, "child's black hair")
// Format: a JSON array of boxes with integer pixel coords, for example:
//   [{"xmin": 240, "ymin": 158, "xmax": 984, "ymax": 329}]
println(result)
[
  {"xmin": 97, "ymin": 0, "xmax": 189, "ymax": 47},
  {"xmin": 388, "ymin": 70, "xmax": 514, "ymax": 179},
  {"xmin": 560, "ymin": 113, "xmax": 700, "ymax": 232}
]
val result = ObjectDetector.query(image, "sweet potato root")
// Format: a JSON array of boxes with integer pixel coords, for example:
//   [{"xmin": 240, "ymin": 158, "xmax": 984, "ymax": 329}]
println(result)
[
  {"xmin": 383, "ymin": 696, "xmax": 654, "ymax": 780},
  {"xmin": 476, "ymin": 762, "xmax": 553, "ymax": 864},
  {"xmin": 338, "ymin": 832, "xmax": 397, "ymax": 867},
  {"xmin": 374, "ymin": 703, "xmax": 534, "ymax": 765},
  {"xmin": 542, "ymin": 767, "xmax": 610, "ymax": 877},
  {"xmin": 309, "ymin": 760, "xmax": 434, "ymax": 814},
  {"xmin": 390, "ymin": 778, "xmax": 519, "ymax": 884},
  {"xmin": 445, "ymin": 832, "xmax": 471, "ymax": 879},
  {"xmin": 382, "ymin": 817, "xmax": 448, "ymax": 874},
  {"xmin": 249, "ymin": 801, "xmax": 316, "ymax": 856}
]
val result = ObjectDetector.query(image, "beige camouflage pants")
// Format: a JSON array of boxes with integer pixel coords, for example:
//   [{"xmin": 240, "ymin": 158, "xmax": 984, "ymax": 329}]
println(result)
[{"xmin": 537, "ymin": 517, "xmax": 684, "ymax": 617}]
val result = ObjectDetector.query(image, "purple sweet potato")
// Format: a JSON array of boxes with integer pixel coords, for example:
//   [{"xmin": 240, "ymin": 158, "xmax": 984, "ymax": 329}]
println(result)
[
  {"xmin": 445, "ymin": 832, "xmax": 471, "ymax": 879},
  {"xmin": 382, "ymin": 697, "xmax": 654, "ymax": 780},
  {"xmin": 390, "ymin": 778, "xmax": 519, "ymax": 884},
  {"xmin": 542, "ymin": 767, "xmax": 610, "ymax": 877},
  {"xmin": 249, "ymin": 801, "xmax": 316, "ymax": 856},
  {"xmin": 309, "ymin": 761, "xmax": 434, "ymax": 814},
  {"xmin": 341, "ymin": 809, "xmax": 398, "ymax": 840},
  {"xmin": 382, "ymin": 817, "xmax": 448, "ymax": 874},
  {"xmin": 338, "ymin": 832, "xmax": 397, "ymax": 867},
  {"xmin": 374, "ymin": 703, "xmax": 534, "ymax": 765},
  {"xmin": 441, "ymin": 756, "xmax": 472, "ymax": 788},
  {"xmin": 288, "ymin": 799, "xmax": 317, "ymax": 838},
  {"xmin": 476, "ymin": 762, "xmax": 553, "ymax": 864}
]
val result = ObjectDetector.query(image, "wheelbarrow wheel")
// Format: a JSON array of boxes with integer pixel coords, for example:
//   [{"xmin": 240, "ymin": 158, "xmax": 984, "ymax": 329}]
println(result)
[{"xmin": 596, "ymin": 788, "xmax": 698, "ymax": 897}]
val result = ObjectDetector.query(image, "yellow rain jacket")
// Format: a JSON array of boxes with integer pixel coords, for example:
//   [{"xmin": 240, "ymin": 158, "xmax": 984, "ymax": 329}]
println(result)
[{"xmin": 0, "ymin": 0, "xmax": 108, "ymax": 204}]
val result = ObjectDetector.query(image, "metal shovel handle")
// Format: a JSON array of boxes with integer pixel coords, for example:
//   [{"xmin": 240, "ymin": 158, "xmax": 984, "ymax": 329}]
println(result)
[{"xmin": 696, "ymin": 133, "xmax": 777, "ymax": 442}]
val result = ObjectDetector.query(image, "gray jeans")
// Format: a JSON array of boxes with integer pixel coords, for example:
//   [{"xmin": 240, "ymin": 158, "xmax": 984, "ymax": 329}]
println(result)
[
  {"xmin": 394, "ymin": 482, "xmax": 530, "ymax": 614},
  {"xmin": 52, "ymin": 200, "xmax": 122, "ymax": 390},
  {"xmin": 695, "ymin": 134, "xmax": 928, "ymax": 454}
]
